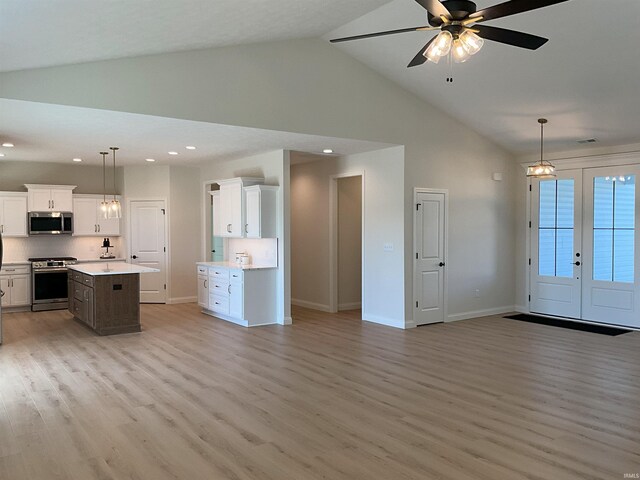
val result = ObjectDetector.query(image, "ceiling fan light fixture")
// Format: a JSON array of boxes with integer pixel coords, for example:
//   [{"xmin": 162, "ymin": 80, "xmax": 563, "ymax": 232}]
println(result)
[
  {"xmin": 459, "ymin": 30, "xmax": 484, "ymax": 55},
  {"xmin": 451, "ymin": 39, "xmax": 471, "ymax": 63}
]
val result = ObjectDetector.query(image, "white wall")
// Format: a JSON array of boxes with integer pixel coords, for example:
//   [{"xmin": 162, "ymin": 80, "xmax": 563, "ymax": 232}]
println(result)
[
  {"xmin": 0, "ymin": 37, "xmax": 518, "ymax": 324},
  {"xmin": 337, "ymin": 176, "xmax": 362, "ymax": 310}
]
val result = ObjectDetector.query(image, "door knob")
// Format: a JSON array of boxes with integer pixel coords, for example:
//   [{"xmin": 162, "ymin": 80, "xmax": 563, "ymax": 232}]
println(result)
[
  {"xmin": 572, "ymin": 261, "xmax": 581, "ymax": 266},
  {"xmin": 439, "ymin": 262, "xmax": 445, "ymax": 267},
  {"xmin": 131, "ymin": 255, "xmax": 138, "ymax": 259}
]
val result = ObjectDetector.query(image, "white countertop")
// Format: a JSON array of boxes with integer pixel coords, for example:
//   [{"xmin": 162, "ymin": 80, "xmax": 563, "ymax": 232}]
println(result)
[
  {"xmin": 1, "ymin": 261, "xmax": 31, "ymax": 266},
  {"xmin": 197, "ymin": 261, "xmax": 277, "ymax": 271},
  {"xmin": 69, "ymin": 263, "xmax": 160, "ymax": 276}
]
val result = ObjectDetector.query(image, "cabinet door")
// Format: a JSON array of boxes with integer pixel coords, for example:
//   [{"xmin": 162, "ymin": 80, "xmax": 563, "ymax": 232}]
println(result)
[
  {"xmin": 0, "ymin": 277, "xmax": 10, "ymax": 306},
  {"xmin": 9, "ymin": 275, "xmax": 30, "ymax": 306},
  {"xmin": 51, "ymin": 189, "xmax": 73, "ymax": 212},
  {"xmin": 98, "ymin": 211, "xmax": 121, "ymax": 236},
  {"xmin": 229, "ymin": 282, "xmax": 244, "ymax": 319},
  {"xmin": 220, "ymin": 183, "xmax": 243, "ymax": 237},
  {"xmin": 86, "ymin": 288, "xmax": 95, "ymax": 328},
  {"xmin": 29, "ymin": 189, "xmax": 52, "ymax": 211},
  {"xmin": 73, "ymin": 198, "xmax": 99, "ymax": 236},
  {"xmin": 0, "ymin": 196, "xmax": 28, "ymax": 237},
  {"xmin": 197, "ymin": 276, "xmax": 209, "ymax": 308},
  {"xmin": 244, "ymin": 188, "xmax": 261, "ymax": 238}
]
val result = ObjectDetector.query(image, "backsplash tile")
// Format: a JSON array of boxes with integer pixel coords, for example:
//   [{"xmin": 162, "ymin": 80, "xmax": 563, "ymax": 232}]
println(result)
[{"xmin": 2, "ymin": 236, "xmax": 124, "ymax": 262}]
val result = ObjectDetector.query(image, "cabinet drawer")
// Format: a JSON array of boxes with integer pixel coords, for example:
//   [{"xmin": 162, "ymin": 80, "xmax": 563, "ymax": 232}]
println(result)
[
  {"xmin": 229, "ymin": 270, "xmax": 243, "ymax": 284},
  {"xmin": 73, "ymin": 284, "xmax": 85, "ymax": 301},
  {"xmin": 0, "ymin": 265, "xmax": 29, "ymax": 275},
  {"xmin": 82, "ymin": 274, "xmax": 94, "ymax": 287},
  {"xmin": 209, "ymin": 268, "xmax": 229, "ymax": 282},
  {"xmin": 72, "ymin": 271, "xmax": 83, "ymax": 282},
  {"xmin": 210, "ymin": 280, "xmax": 230, "ymax": 297},
  {"xmin": 209, "ymin": 294, "xmax": 229, "ymax": 315},
  {"xmin": 197, "ymin": 265, "xmax": 208, "ymax": 275}
]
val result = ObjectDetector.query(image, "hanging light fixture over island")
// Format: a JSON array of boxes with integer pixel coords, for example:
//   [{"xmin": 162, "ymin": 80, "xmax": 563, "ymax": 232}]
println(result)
[{"xmin": 108, "ymin": 147, "xmax": 122, "ymax": 219}]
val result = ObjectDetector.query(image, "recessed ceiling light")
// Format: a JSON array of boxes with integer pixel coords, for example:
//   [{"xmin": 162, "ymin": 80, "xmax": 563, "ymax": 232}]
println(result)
[
  {"xmin": 323, "ymin": 149, "xmax": 334, "ymax": 154},
  {"xmin": 2, "ymin": 143, "xmax": 14, "ymax": 148},
  {"xmin": 168, "ymin": 151, "xmax": 178, "ymax": 155},
  {"xmin": 185, "ymin": 146, "xmax": 196, "ymax": 150},
  {"xmin": 73, "ymin": 158, "xmax": 82, "ymax": 162},
  {"xmin": 146, "ymin": 158, "xmax": 155, "ymax": 162}
]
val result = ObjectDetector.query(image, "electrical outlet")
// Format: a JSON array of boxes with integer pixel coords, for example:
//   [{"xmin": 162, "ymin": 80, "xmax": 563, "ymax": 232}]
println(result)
[
  {"xmin": 475, "ymin": 289, "xmax": 480, "ymax": 298},
  {"xmin": 384, "ymin": 243, "xmax": 394, "ymax": 252}
]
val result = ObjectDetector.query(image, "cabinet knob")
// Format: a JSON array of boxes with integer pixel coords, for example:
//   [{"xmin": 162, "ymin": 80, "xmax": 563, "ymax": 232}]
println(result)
[
  {"xmin": 439, "ymin": 262, "xmax": 445, "ymax": 267},
  {"xmin": 227, "ymin": 223, "xmax": 232, "ymax": 233},
  {"xmin": 131, "ymin": 255, "xmax": 138, "ymax": 259}
]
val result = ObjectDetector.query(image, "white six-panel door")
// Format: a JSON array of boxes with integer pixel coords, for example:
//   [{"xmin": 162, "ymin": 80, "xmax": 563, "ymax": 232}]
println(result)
[{"xmin": 414, "ymin": 191, "xmax": 446, "ymax": 325}]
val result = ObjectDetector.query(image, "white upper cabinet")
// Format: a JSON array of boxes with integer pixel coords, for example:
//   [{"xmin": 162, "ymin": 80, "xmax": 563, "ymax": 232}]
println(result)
[
  {"xmin": 72, "ymin": 196, "xmax": 121, "ymax": 236},
  {"xmin": 25, "ymin": 184, "xmax": 76, "ymax": 212},
  {"xmin": 244, "ymin": 185, "xmax": 278, "ymax": 238},
  {"xmin": 216, "ymin": 177, "xmax": 264, "ymax": 238},
  {"xmin": 0, "ymin": 194, "xmax": 28, "ymax": 237}
]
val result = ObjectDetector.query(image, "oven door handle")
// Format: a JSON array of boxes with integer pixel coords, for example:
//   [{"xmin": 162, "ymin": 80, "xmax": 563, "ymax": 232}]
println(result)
[{"xmin": 34, "ymin": 267, "xmax": 71, "ymax": 273}]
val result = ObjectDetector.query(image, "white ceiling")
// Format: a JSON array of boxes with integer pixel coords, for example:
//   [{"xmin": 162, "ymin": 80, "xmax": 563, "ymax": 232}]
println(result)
[
  {"xmin": 0, "ymin": 0, "xmax": 389, "ymax": 72},
  {"xmin": 0, "ymin": 99, "xmax": 393, "ymax": 165},
  {"xmin": 2, "ymin": 0, "xmax": 639, "ymax": 157},
  {"xmin": 327, "ymin": 0, "xmax": 640, "ymax": 154}
]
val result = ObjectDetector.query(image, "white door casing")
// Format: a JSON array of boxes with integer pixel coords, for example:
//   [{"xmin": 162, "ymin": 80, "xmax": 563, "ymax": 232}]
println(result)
[
  {"xmin": 130, "ymin": 200, "xmax": 167, "ymax": 303},
  {"xmin": 414, "ymin": 190, "xmax": 447, "ymax": 325},
  {"xmin": 530, "ymin": 170, "xmax": 583, "ymax": 318}
]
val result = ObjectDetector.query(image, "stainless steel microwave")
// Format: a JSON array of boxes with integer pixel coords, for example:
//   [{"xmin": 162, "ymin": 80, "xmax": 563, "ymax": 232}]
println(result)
[{"xmin": 28, "ymin": 212, "xmax": 73, "ymax": 235}]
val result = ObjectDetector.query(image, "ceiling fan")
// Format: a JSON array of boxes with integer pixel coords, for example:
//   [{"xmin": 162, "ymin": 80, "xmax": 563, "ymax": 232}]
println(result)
[{"xmin": 330, "ymin": 0, "xmax": 568, "ymax": 68}]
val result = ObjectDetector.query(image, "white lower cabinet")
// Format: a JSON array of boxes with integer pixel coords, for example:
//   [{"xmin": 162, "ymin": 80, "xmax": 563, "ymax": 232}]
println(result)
[
  {"xmin": 197, "ymin": 265, "xmax": 209, "ymax": 308},
  {"xmin": 0, "ymin": 265, "xmax": 31, "ymax": 307},
  {"xmin": 197, "ymin": 263, "xmax": 276, "ymax": 326}
]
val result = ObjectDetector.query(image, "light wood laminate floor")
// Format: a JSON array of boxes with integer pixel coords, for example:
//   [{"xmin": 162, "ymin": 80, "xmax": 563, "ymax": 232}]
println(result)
[{"xmin": 0, "ymin": 304, "xmax": 639, "ymax": 480}]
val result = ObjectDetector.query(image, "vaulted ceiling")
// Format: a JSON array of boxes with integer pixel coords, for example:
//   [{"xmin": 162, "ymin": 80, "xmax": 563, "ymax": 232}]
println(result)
[{"xmin": 2, "ymin": 0, "xmax": 639, "ymax": 157}]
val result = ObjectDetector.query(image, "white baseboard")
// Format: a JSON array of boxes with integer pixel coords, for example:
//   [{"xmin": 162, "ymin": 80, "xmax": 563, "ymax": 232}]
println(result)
[
  {"xmin": 168, "ymin": 296, "xmax": 197, "ymax": 305},
  {"xmin": 291, "ymin": 298, "xmax": 332, "ymax": 312},
  {"xmin": 514, "ymin": 305, "xmax": 528, "ymax": 313},
  {"xmin": 281, "ymin": 316, "xmax": 293, "ymax": 325},
  {"xmin": 362, "ymin": 312, "xmax": 405, "ymax": 329},
  {"xmin": 447, "ymin": 305, "xmax": 515, "ymax": 322},
  {"xmin": 338, "ymin": 302, "xmax": 361, "ymax": 311}
]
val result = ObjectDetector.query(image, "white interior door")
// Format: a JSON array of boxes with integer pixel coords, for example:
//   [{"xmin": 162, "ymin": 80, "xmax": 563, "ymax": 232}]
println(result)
[
  {"xmin": 414, "ymin": 191, "xmax": 446, "ymax": 325},
  {"xmin": 582, "ymin": 166, "xmax": 640, "ymax": 327},
  {"xmin": 530, "ymin": 170, "xmax": 583, "ymax": 318},
  {"xmin": 130, "ymin": 200, "xmax": 167, "ymax": 303}
]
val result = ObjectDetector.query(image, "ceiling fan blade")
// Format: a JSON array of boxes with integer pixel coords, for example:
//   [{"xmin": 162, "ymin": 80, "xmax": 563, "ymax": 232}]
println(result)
[
  {"xmin": 330, "ymin": 25, "xmax": 436, "ymax": 43},
  {"xmin": 407, "ymin": 37, "xmax": 436, "ymax": 68},
  {"xmin": 414, "ymin": 0, "xmax": 451, "ymax": 19},
  {"xmin": 469, "ymin": 0, "xmax": 568, "ymax": 23},
  {"xmin": 474, "ymin": 25, "xmax": 548, "ymax": 50}
]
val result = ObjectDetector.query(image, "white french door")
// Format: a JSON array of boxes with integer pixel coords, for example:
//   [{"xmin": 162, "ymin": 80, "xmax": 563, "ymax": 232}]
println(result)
[
  {"xmin": 530, "ymin": 165, "xmax": 640, "ymax": 328},
  {"xmin": 530, "ymin": 170, "xmax": 583, "ymax": 318}
]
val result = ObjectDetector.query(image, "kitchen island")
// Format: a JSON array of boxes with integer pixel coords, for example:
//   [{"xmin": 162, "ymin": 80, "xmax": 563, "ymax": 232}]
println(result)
[{"xmin": 68, "ymin": 262, "xmax": 159, "ymax": 336}]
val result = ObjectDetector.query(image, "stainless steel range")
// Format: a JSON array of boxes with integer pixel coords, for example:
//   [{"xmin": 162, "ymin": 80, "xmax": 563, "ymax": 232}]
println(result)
[{"xmin": 30, "ymin": 257, "xmax": 77, "ymax": 311}]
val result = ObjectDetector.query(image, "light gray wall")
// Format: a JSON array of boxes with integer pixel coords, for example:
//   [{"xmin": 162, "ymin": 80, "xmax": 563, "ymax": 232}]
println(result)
[
  {"xmin": 0, "ymin": 37, "xmax": 519, "ymax": 323},
  {"xmin": 337, "ymin": 175, "xmax": 362, "ymax": 310},
  {"xmin": 0, "ymin": 160, "xmax": 123, "ymax": 194}
]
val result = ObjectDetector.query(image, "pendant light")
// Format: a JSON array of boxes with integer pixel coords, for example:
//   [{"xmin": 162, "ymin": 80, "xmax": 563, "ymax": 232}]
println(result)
[
  {"xmin": 99, "ymin": 151, "xmax": 110, "ymax": 218},
  {"xmin": 108, "ymin": 147, "xmax": 122, "ymax": 219},
  {"xmin": 526, "ymin": 118, "xmax": 556, "ymax": 178}
]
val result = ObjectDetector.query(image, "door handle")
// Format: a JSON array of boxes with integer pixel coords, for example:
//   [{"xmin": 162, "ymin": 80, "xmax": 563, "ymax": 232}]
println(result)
[
  {"xmin": 439, "ymin": 262, "xmax": 445, "ymax": 267},
  {"xmin": 131, "ymin": 255, "xmax": 138, "ymax": 259},
  {"xmin": 572, "ymin": 261, "xmax": 581, "ymax": 266}
]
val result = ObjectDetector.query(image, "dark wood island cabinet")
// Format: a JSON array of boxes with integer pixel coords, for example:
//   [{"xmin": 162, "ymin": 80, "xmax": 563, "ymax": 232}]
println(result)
[{"xmin": 68, "ymin": 263, "xmax": 159, "ymax": 336}]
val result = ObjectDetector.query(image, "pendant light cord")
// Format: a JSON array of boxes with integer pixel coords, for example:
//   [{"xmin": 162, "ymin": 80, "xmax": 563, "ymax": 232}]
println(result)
[{"xmin": 110, "ymin": 147, "xmax": 119, "ymax": 199}]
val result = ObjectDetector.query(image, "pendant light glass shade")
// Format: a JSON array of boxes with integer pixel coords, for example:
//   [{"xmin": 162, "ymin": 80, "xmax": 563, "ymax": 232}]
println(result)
[
  {"xmin": 451, "ymin": 39, "xmax": 471, "ymax": 63},
  {"xmin": 527, "ymin": 118, "xmax": 557, "ymax": 178},
  {"xmin": 424, "ymin": 30, "xmax": 452, "ymax": 63},
  {"xmin": 108, "ymin": 147, "xmax": 122, "ymax": 219},
  {"xmin": 99, "ymin": 151, "xmax": 110, "ymax": 219}
]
